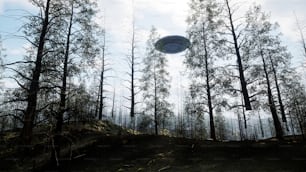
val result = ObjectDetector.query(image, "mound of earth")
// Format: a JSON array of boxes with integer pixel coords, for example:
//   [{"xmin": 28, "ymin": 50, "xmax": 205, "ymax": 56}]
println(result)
[{"xmin": 0, "ymin": 120, "xmax": 132, "ymax": 172}]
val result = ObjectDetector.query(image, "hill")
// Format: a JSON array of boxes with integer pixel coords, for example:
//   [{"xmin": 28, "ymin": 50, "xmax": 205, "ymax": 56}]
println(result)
[{"xmin": 0, "ymin": 120, "xmax": 132, "ymax": 171}]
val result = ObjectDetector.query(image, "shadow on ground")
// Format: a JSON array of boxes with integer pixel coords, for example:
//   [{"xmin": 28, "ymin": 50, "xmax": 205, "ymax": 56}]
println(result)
[{"xmin": 38, "ymin": 135, "xmax": 306, "ymax": 172}]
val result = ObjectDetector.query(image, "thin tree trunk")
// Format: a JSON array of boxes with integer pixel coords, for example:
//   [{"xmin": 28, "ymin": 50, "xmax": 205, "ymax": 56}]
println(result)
[
  {"xmin": 261, "ymin": 50, "xmax": 283, "ymax": 140},
  {"xmin": 288, "ymin": 110, "xmax": 296, "ymax": 139},
  {"xmin": 130, "ymin": 21, "xmax": 136, "ymax": 120},
  {"xmin": 237, "ymin": 112, "xmax": 244, "ymax": 141},
  {"xmin": 241, "ymin": 94, "xmax": 247, "ymax": 129},
  {"xmin": 95, "ymin": 83, "xmax": 101, "ymax": 118},
  {"xmin": 225, "ymin": 0, "xmax": 251, "ymax": 110},
  {"xmin": 295, "ymin": 13, "xmax": 306, "ymax": 58},
  {"xmin": 98, "ymin": 60, "xmax": 104, "ymax": 120},
  {"xmin": 294, "ymin": 100, "xmax": 305, "ymax": 140},
  {"xmin": 111, "ymin": 88, "xmax": 116, "ymax": 120},
  {"xmin": 21, "ymin": 0, "xmax": 51, "ymax": 145},
  {"xmin": 268, "ymin": 53, "xmax": 286, "ymax": 122},
  {"xmin": 98, "ymin": 40, "xmax": 105, "ymax": 120},
  {"xmin": 202, "ymin": 29, "xmax": 216, "ymax": 140},
  {"xmin": 154, "ymin": 62, "xmax": 158, "ymax": 135},
  {"xmin": 258, "ymin": 112, "xmax": 265, "ymax": 138},
  {"xmin": 51, "ymin": 2, "xmax": 74, "ymax": 167}
]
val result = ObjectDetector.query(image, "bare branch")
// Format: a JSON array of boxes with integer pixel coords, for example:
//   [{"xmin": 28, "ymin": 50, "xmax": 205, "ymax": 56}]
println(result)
[
  {"xmin": 123, "ymin": 96, "xmax": 131, "ymax": 101},
  {"xmin": 4, "ymin": 61, "xmax": 35, "ymax": 66},
  {"xmin": 5, "ymin": 66, "xmax": 32, "ymax": 81},
  {"xmin": 5, "ymin": 76, "xmax": 29, "ymax": 91}
]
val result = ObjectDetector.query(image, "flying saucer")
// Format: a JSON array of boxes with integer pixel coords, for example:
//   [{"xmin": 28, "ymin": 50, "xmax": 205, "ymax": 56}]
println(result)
[{"xmin": 155, "ymin": 35, "xmax": 190, "ymax": 54}]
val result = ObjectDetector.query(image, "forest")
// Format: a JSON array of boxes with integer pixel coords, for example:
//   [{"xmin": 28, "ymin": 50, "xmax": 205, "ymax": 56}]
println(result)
[{"xmin": 0, "ymin": 0, "xmax": 306, "ymax": 171}]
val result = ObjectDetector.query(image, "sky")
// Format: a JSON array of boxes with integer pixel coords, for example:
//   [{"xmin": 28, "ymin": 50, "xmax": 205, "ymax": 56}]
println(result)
[{"xmin": 0, "ymin": 0, "xmax": 306, "ymax": 113}]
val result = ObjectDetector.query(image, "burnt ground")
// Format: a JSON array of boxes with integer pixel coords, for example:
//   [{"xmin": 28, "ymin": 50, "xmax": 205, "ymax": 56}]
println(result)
[{"xmin": 37, "ymin": 135, "xmax": 306, "ymax": 172}]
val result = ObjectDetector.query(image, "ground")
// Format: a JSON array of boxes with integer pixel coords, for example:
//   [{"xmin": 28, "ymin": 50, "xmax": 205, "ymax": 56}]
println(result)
[
  {"xmin": 41, "ymin": 135, "xmax": 306, "ymax": 172},
  {"xmin": 0, "ymin": 121, "xmax": 305, "ymax": 172}
]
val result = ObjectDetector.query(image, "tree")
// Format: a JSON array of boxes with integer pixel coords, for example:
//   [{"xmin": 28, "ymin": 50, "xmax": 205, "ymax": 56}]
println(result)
[
  {"xmin": 20, "ymin": 0, "xmax": 55, "ymax": 145},
  {"xmin": 124, "ymin": 17, "xmax": 140, "ymax": 131},
  {"xmin": 260, "ymin": 47, "xmax": 283, "ymax": 139},
  {"xmin": 141, "ymin": 26, "xmax": 172, "ymax": 135},
  {"xmin": 183, "ymin": 88, "xmax": 207, "ymax": 139},
  {"xmin": 50, "ymin": 0, "xmax": 100, "ymax": 166},
  {"xmin": 223, "ymin": 0, "xmax": 252, "ymax": 110},
  {"xmin": 280, "ymin": 70, "xmax": 306, "ymax": 139},
  {"xmin": 245, "ymin": 5, "xmax": 291, "ymax": 139},
  {"xmin": 98, "ymin": 29, "xmax": 107, "ymax": 120},
  {"xmin": 0, "ymin": 36, "xmax": 6, "ymax": 130},
  {"xmin": 0, "ymin": 35, "xmax": 4, "ymax": 83},
  {"xmin": 185, "ymin": 0, "xmax": 226, "ymax": 140},
  {"xmin": 294, "ymin": 13, "xmax": 306, "ymax": 59}
]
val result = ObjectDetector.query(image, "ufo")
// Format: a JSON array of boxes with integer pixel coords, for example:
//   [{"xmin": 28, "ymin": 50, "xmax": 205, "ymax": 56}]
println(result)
[{"xmin": 155, "ymin": 35, "xmax": 190, "ymax": 54}]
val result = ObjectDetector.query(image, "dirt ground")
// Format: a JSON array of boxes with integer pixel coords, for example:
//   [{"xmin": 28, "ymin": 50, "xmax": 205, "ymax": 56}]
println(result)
[{"xmin": 38, "ymin": 135, "xmax": 306, "ymax": 172}]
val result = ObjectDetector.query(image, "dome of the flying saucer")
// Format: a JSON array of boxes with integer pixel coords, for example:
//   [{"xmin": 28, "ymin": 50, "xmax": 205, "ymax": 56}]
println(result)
[{"xmin": 155, "ymin": 35, "xmax": 190, "ymax": 54}]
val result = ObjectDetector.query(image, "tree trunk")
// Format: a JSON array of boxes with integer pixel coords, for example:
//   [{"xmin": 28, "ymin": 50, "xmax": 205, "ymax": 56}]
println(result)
[
  {"xmin": 98, "ymin": 35, "xmax": 106, "ymax": 120},
  {"xmin": 154, "ymin": 63, "xmax": 158, "ymax": 135},
  {"xmin": 98, "ymin": 52, "xmax": 104, "ymax": 120},
  {"xmin": 261, "ymin": 50, "xmax": 283, "ymax": 140},
  {"xmin": 295, "ymin": 14, "xmax": 306, "ymax": 58},
  {"xmin": 225, "ymin": 0, "xmax": 251, "ymax": 110},
  {"xmin": 288, "ymin": 110, "xmax": 296, "ymax": 138},
  {"xmin": 241, "ymin": 94, "xmax": 247, "ymax": 129},
  {"xmin": 21, "ymin": 0, "xmax": 51, "ymax": 145},
  {"xmin": 258, "ymin": 112, "xmax": 265, "ymax": 138},
  {"xmin": 237, "ymin": 112, "xmax": 244, "ymax": 141},
  {"xmin": 130, "ymin": 21, "xmax": 136, "ymax": 120},
  {"xmin": 294, "ymin": 100, "xmax": 305, "ymax": 140},
  {"xmin": 268, "ymin": 54, "xmax": 286, "ymax": 122},
  {"xmin": 111, "ymin": 88, "xmax": 116, "ymax": 120},
  {"xmin": 202, "ymin": 29, "xmax": 216, "ymax": 141},
  {"xmin": 51, "ymin": 2, "xmax": 74, "ymax": 167},
  {"xmin": 95, "ymin": 83, "xmax": 101, "ymax": 118}
]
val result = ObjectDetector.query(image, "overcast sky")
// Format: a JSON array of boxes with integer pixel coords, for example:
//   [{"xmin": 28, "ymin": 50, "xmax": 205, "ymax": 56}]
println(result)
[
  {"xmin": 1, "ymin": 0, "xmax": 305, "ymax": 71},
  {"xmin": 0, "ymin": 0, "xmax": 305, "ymax": 112}
]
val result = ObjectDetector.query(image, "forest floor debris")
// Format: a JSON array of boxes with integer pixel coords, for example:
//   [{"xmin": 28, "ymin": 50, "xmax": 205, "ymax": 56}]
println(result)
[{"xmin": 0, "ymin": 121, "xmax": 305, "ymax": 172}]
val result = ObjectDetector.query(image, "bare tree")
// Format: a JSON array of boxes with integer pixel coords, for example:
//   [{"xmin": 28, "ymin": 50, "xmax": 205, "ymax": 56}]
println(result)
[
  {"xmin": 294, "ymin": 13, "xmax": 306, "ymax": 59},
  {"xmin": 124, "ymin": 17, "xmax": 140, "ymax": 132},
  {"xmin": 223, "ymin": 0, "xmax": 252, "ymax": 110},
  {"xmin": 98, "ymin": 30, "xmax": 108, "ymax": 120}
]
